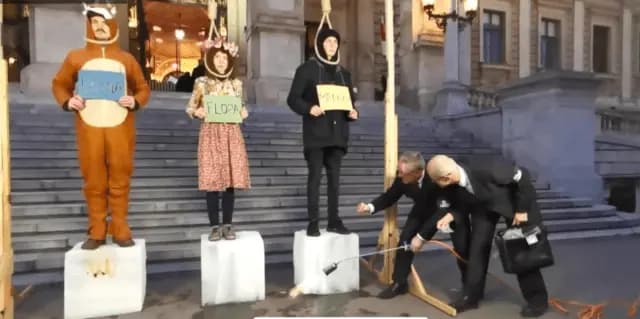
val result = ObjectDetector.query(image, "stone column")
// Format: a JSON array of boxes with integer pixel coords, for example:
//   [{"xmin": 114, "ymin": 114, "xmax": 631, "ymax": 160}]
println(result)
[
  {"xmin": 519, "ymin": 0, "xmax": 531, "ymax": 78},
  {"xmin": 227, "ymin": 0, "xmax": 248, "ymax": 77},
  {"xmin": 354, "ymin": 0, "xmax": 376, "ymax": 101},
  {"xmin": 21, "ymin": 5, "xmax": 84, "ymax": 96},
  {"xmin": 21, "ymin": 4, "xmax": 128, "ymax": 96},
  {"xmin": 432, "ymin": 0, "xmax": 471, "ymax": 116},
  {"xmin": 622, "ymin": 7, "xmax": 632, "ymax": 99},
  {"xmin": 500, "ymin": 71, "xmax": 603, "ymax": 201},
  {"xmin": 458, "ymin": 19, "xmax": 471, "ymax": 85},
  {"xmin": 573, "ymin": 0, "xmax": 585, "ymax": 71},
  {"xmin": 246, "ymin": 0, "xmax": 305, "ymax": 106}
]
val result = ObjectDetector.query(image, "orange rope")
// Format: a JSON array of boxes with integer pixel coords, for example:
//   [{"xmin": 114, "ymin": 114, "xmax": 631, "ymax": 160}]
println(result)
[{"xmin": 422, "ymin": 239, "xmax": 639, "ymax": 319}]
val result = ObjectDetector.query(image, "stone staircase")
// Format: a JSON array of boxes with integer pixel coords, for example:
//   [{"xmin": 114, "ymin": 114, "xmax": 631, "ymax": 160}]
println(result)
[{"xmin": 8, "ymin": 102, "xmax": 638, "ymax": 285}]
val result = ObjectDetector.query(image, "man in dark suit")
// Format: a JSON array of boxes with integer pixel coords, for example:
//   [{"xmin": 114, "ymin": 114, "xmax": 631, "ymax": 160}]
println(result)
[
  {"xmin": 427, "ymin": 154, "xmax": 549, "ymax": 317},
  {"xmin": 357, "ymin": 151, "xmax": 470, "ymax": 299}
]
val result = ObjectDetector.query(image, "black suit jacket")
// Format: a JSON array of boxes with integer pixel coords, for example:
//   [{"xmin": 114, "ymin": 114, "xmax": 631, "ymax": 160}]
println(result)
[
  {"xmin": 440, "ymin": 157, "xmax": 542, "ymax": 225},
  {"xmin": 370, "ymin": 176, "xmax": 446, "ymax": 239}
]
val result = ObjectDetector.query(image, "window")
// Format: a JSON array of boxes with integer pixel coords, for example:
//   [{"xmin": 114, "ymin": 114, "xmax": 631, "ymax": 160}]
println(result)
[
  {"xmin": 483, "ymin": 10, "xmax": 506, "ymax": 64},
  {"xmin": 593, "ymin": 25, "xmax": 610, "ymax": 73},
  {"xmin": 540, "ymin": 19, "xmax": 561, "ymax": 69}
]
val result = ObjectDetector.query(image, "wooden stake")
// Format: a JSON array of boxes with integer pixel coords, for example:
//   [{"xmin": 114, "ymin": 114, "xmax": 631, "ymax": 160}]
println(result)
[
  {"xmin": 362, "ymin": 1, "xmax": 456, "ymax": 316},
  {"xmin": 0, "ymin": 56, "xmax": 15, "ymax": 319}
]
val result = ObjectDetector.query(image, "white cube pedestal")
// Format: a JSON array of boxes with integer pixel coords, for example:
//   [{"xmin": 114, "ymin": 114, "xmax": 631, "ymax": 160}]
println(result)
[
  {"xmin": 64, "ymin": 239, "xmax": 146, "ymax": 319},
  {"xmin": 201, "ymin": 231, "xmax": 265, "ymax": 306},
  {"xmin": 293, "ymin": 230, "xmax": 359, "ymax": 295}
]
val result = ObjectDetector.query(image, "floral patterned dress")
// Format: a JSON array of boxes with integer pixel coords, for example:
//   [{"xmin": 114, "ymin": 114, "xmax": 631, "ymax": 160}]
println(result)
[{"xmin": 186, "ymin": 77, "xmax": 251, "ymax": 191}]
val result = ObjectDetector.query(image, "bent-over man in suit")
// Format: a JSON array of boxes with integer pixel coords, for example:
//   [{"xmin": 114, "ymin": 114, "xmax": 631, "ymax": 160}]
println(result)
[
  {"xmin": 357, "ymin": 151, "xmax": 470, "ymax": 299},
  {"xmin": 427, "ymin": 154, "xmax": 549, "ymax": 317}
]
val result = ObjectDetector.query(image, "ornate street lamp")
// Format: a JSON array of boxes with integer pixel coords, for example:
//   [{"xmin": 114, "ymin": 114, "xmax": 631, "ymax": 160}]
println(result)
[{"xmin": 422, "ymin": 0, "xmax": 478, "ymax": 31}]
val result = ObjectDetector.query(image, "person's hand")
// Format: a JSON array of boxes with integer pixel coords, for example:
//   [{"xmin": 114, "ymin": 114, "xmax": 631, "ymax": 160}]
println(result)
[
  {"xmin": 118, "ymin": 96, "xmax": 136, "ymax": 109},
  {"xmin": 240, "ymin": 107, "xmax": 249, "ymax": 120},
  {"xmin": 356, "ymin": 202, "xmax": 371, "ymax": 215},
  {"xmin": 410, "ymin": 235, "xmax": 425, "ymax": 253},
  {"xmin": 348, "ymin": 109, "xmax": 359, "ymax": 120},
  {"xmin": 512, "ymin": 212, "xmax": 528, "ymax": 226},
  {"xmin": 437, "ymin": 213, "xmax": 454, "ymax": 231},
  {"xmin": 67, "ymin": 95, "xmax": 86, "ymax": 111},
  {"xmin": 309, "ymin": 105, "xmax": 324, "ymax": 117},
  {"xmin": 194, "ymin": 108, "xmax": 206, "ymax": 119}
]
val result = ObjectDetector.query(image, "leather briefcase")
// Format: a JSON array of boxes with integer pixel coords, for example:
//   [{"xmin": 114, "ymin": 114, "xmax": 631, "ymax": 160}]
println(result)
[{"xmin": 494, "ymin": 225, "xmax": 554, "ymax": 274}]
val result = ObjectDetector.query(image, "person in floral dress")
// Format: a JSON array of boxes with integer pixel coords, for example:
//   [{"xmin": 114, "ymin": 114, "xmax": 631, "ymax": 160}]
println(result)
[{"xmin": 186, "ymin": 37, "xmax": 251, "ymax": 241}]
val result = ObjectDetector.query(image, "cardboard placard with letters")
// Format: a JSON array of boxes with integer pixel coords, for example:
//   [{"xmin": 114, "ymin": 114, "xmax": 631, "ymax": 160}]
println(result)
[
  {"xmin": 204, "ymin": 95, "xmax": 243, "ymax": 123},
  {"xmin": 316, "ymin": 84, "xmax": 353, "ymax": 112},
  {"xmin": 75, "ymin": 70, "xmax": 126, "ymax": 101}
]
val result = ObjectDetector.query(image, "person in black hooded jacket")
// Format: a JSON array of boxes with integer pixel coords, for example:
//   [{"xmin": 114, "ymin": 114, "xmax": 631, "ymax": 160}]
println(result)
[{"xmin": 287, "ymin": 23, "xmax": 359, "ymax": 237}]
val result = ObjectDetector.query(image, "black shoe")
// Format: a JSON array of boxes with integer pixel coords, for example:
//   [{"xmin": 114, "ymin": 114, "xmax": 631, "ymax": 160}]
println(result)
[
  {"xmin": 81, "ymin": 239, "xmax": 106, "ymax": 250},
  {"xmin": 450, "ymin": 295, "xmax": 479, "ymax": 313},
  {"xmin": 520, "ymin": 304, "xmax": 548, "ymax": 317},
  {"xmin": 306, "ymin": 221, "xmax": 320, "ymax": 237},
  {"xmin": 377, "ymin": 282, "xmax": 408, "ymax": 299},
  {"xmin": 114, "ymin": 238, "xmax": 135, "ymax": 247},
  {"xmin": 327, "ymin": 221, "xmax": 351, "ymax": 234}
]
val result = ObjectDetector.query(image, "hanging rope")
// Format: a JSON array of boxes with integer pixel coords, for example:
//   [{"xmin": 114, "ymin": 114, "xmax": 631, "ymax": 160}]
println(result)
[
  {"xmin": 313, "ymin": 0, "xmax": 340, "ymax": 65},
  {"xmin": 207, "ymin": 0, "xmax": 220, "ymax": 40},
  {"xmin": 419, "ymin": 239, "xmax": 639, "ymax": 319}
]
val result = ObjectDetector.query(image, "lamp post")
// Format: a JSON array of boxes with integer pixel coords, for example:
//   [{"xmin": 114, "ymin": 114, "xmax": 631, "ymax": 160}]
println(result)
[
  {"xmin": 422, "ymin": 0, "xmax": 477, "ymax": 31},
  {"xmin": 423, "ymin": 0, "xmax": 478, "ymax": 115},
  {"xmin": 174, "ymin": 28, "xmax": 185, "ymax": 73}
]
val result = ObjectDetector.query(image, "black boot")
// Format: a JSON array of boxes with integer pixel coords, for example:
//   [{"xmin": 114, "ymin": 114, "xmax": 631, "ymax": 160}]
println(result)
[
  {"xmin": 327, "ymin": 219, "xmax": 351, "ymax": 234},
  {"xmin": 377, "ymin": 282, "xmax": 408, "ymax": 299},
  {"xmin": 520, "ymin": 304, "xmax": 548, "ymax": 317},
  {"xmin": 307, "ymin": 221, "xmax": 320, "ymax": 237}
]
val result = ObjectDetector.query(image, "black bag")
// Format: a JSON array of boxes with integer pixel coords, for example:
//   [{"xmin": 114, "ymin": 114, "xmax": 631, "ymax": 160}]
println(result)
[{"xmin": 494, "ymin": 225, "xmax": 554, "ymax": 274}]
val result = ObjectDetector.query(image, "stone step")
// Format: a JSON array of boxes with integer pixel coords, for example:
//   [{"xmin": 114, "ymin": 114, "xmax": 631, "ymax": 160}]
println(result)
[
  {"xmin": 9, "ymin": 112, "xmax": 438, "ymax": 129},
  {"xmin": 10, "ymin": 195, "xmax": 593, "ymax": 219},
  {"xmin": 12, "ymin": 215, "xmax": 408, "ymax": 252},
  {"xmin": 10, "ymin": 175, "xmax": 382, "ymax": 191},
  {"xmin": 11, "ymin": 166, "xmax": 389, "ymax": 179},
  {"xmin": 14, "ymin": 155, "xmax": 517, "ymax": 169},
  {"xmin": 9, "ymin": 185, "xmax": 572, "ymax": 205},
  {"xmin": 10, "ymin": 175, "xmax": 550, "ymax": 192},
  {"xmin": 14, "ymin": 224, "xmax": 639, "ymax": 287},
  {"xmin": 10, "ymin": 202, "xmax": 615, "ymax": 235},
  {"xmin": 11, "ymin": 215, "xmax": 634, "ymax": 275},
  {"xmin": 10, "ymin": 157, "xmax": 389, "ymax": 169},
  {"xmin": 10, "ymin": 125, "xmax": 448, "ymax": 142},
  {"xmin": 10, "ymin": 135, "xmax": 487, "ymax": 150}
]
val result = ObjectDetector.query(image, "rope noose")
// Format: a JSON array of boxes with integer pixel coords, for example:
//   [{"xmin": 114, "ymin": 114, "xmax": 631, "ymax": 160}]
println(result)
[
  {"xmin": 314, "ymin": 0, "xmax": 340, "ymax": 65},
  {"xmin": 204, "ymin": 0, "xmax": 233, "ymax": 79}
]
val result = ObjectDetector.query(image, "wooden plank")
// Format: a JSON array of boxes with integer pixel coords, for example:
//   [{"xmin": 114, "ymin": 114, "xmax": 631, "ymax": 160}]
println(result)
[{"xmin": 0, "ymin": 56, "xmax": 14, "ymax": 319}]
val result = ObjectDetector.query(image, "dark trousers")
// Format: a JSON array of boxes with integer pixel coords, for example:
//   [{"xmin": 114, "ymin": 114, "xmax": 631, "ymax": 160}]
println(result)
[
  {"xmin": 393, "ymin": 210, "xmax": 471, "ymax": 285},
  {"xmin": 206, "ymin": 188, "xmax": 235, "ymax": 226},
  {"xmin": 464, "ymin": 210, "xmax": 548, "ymax": 307},
  {"xmin": 304, "ymin": 147, "xmax": 345, "ymax": 225}
]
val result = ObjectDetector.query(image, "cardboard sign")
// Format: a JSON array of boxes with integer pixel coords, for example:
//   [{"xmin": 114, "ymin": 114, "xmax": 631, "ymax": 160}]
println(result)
[
  {"xmin": 75, "ymin": 70, "xmax": 126, "ymax": 101},
  {"xmin": 316, "ymin": 84, "xmax": 353, "ymax": 111},
  {"xmin": 204, "ymin": 95, "xmax": 243, "ymax": 123}
]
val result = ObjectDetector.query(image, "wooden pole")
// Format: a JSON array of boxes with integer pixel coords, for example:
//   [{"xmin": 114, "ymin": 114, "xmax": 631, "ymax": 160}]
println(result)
[
  {"xmin": 0, "ymin": 51, "xmax": 15, "ymax": 319},
  {"xmin": 380, "ymin": 0, "xmax": 399, "ymax": 286},
  {"xmin": 374, "ymin": 1, "xmax": 456, "ymax": 316}
]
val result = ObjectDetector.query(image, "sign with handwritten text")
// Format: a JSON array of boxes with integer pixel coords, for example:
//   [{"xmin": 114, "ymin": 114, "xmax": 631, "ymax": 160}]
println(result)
[
  {"xmin": 316, "ymin": 84, "xmax": 354, "ymax": 112},
  {"xmin": 204, "ymin": 95, "xmax": 243, "ymax": 123},
  {"xmin": 75, "ymin": 70, "xmax": 126, "ymax": 101}
]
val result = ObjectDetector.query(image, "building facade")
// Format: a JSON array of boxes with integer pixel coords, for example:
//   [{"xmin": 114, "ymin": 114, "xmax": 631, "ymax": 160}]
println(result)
[{"xmin": 2, "ymin": 0, "xmax": 640, "ymax": 112}]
